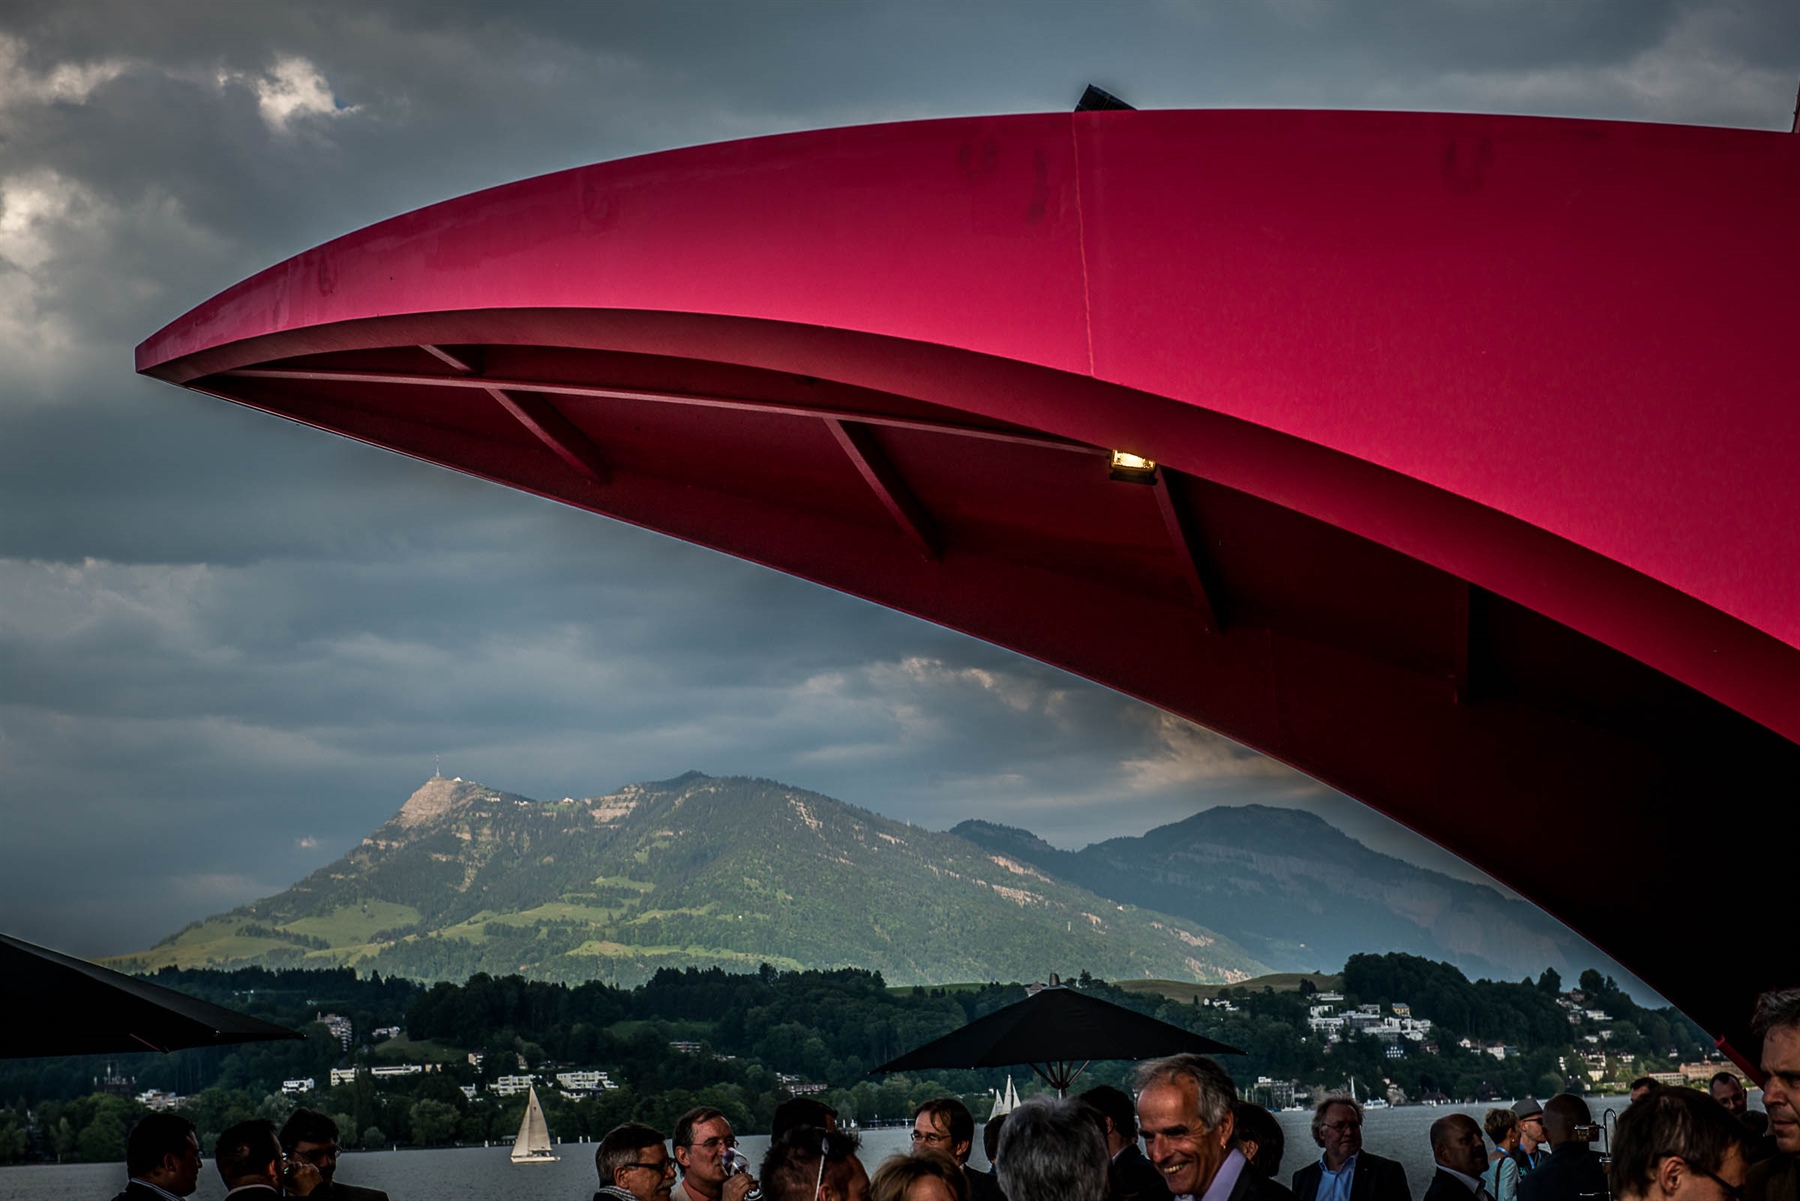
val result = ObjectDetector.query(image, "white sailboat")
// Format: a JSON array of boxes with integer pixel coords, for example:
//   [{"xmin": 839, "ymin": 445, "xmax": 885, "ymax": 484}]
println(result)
[
  {"xmin": 990, "ymin": 1074, "xmax": 1020, "ymax": 1119},
  {"xmin": 510, "ymin": 1084, "xmax": 559, "ymax": 1164}
]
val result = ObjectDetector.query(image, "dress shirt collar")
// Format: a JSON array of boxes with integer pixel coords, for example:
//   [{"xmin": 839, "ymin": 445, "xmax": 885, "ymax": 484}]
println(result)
[
  {"xmin": 1190, "ymin": 1145, "xmax": 1249, "ymax": 1201},
  {"xmin": 1437, "ymin": 1166, "xmax": 1485, "ymax": 1194},
  {"xmin": 129, "ymin": 1180, "xmax": 190, "ymax": 1201}
]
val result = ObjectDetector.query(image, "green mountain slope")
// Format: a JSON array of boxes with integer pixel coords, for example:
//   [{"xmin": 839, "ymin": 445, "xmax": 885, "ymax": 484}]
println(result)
[{"xmin": 120, "ymin": 773, "xmax": 1268, "ymax": 987}]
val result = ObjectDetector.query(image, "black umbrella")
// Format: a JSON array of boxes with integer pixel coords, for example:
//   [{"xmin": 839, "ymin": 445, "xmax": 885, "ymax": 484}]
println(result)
[
  {"xmin": 1, "ymin": 931, "xmax": 304, "ymax": 1058},
  {"xmin": 872, "ymin": 982, "xmax": 1244, "ymax": 1094}
]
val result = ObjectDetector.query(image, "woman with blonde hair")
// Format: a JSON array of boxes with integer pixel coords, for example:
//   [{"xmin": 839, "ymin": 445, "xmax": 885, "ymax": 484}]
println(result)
[
  {"xmin": 870, "ymin": 1150, "xmax": 970, "ymax": 1201},
  {"xmin": 1483, "ymin": 1108, "xmax": 1521, "ymax": 1201}
]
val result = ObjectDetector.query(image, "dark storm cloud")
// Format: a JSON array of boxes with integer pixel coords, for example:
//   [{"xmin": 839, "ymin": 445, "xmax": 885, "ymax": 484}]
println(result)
[{"xmin": 0, "ymin": 0, "xmax": 1791, "ymax": 974}]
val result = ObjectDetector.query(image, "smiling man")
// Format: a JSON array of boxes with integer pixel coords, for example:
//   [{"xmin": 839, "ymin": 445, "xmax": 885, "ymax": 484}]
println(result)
[
  {"xmin": 1748, "ymin": 989, "xmax": 1800, "ymax": 1201},
  {"xmin": 1136, "ymin": 1053, "xmax": 1286, "ymax": 1201},
  {"xmin": 1292, "ymin": 1097, "xmax": 1411, "ymax": 1201}
]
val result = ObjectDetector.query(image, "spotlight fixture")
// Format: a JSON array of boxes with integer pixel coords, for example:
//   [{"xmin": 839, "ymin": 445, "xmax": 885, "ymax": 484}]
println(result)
[{"xmin": 1109, "ymin": 450, "xmax": 1157, "ymax": 484}]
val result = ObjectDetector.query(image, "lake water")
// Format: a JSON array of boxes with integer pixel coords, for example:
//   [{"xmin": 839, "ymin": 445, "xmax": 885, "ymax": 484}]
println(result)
[{"xmin": 0, "ymin": 1098, "xmax": 1650, "ymax": 1201}]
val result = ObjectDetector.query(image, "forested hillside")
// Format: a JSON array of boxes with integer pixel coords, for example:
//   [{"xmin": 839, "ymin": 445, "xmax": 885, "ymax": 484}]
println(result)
[
  {"xmin": 121, "ymin": 773, "xmax": 1265, "ymax": 986},
  {"xmin": 0, "ymin": 953, "xmax": 1717, "ymax": 1167}
]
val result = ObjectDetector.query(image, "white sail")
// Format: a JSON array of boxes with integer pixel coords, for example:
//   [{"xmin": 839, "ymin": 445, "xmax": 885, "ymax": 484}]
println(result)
[
  {"xmin": 511, "ymin": 1085, "xmax": 559, "ymax": 1163},
  {"xmin": 991, "ymin": 1074, "xmax": 1019, "ymax": 1119}
]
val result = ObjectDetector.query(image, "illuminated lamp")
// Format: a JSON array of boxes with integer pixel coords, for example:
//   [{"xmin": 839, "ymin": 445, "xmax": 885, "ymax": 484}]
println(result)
[{"xmin": 1108, "ymin": 450, "xmax": 1157, "ymax": 484}]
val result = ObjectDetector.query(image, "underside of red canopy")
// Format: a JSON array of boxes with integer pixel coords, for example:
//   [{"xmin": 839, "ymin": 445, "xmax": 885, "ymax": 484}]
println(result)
[{"xmin": 138, "ymin": 108, "xmax": 1800, "ymax": 1063}]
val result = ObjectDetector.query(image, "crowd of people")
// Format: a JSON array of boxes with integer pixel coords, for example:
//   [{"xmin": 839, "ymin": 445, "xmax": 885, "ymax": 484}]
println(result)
[
  {"xmin": 106, "ymin": 1107, "xmax": 386, "ymax": 1200},
  {"xmin": 103, "ymin": 987, "xmax": 1799, "ymax": 1201}
]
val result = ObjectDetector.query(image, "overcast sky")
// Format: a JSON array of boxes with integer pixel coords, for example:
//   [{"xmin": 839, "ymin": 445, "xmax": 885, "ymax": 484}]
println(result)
[{"xmin": 1, "ymin": 0, "xmax": 1795, "ymax": 963}]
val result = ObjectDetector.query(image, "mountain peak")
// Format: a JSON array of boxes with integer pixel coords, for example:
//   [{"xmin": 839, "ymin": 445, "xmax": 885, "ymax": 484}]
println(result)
[
  {"xmin": 133, "ymin": 772, "xmax": 1268, "ymax": 988},
  {"xmin": 393, "ymin": 775, "xmax": 489, "ymax": 827}
]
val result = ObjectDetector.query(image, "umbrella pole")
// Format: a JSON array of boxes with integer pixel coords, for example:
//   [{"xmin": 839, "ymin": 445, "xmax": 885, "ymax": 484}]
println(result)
[
  {"xmin": 1028, "ymin": 1060, "xmax": 1096, "ymax": 1098},
  {"xmin": 1063, "ymin": 1059, "xmax": 1093, "ymax": 1094}
]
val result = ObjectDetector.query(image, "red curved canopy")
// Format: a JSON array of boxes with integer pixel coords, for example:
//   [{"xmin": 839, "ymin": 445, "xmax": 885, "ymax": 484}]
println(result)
[{"xmin": 138, "ymin": 108, "xmax": 1800, "ymax": 1060}]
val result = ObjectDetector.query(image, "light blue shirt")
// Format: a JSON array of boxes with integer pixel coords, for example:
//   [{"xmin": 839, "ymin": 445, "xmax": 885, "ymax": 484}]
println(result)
[
  {"xmin": 1176, "ymin": 1145, "xmax": 1251, "ymax": 1201},
  {"xmin": 1318, "ymin": 1152, "xmax": 1359, "ymax": 1201},
  {"xmin": 1489, "ymin": 1152, "xmax": 1519, "ymax": 1201},
  {"xmin": 1202, "ymin": 1148, "xmax": 1249, "ymax": 1201}
]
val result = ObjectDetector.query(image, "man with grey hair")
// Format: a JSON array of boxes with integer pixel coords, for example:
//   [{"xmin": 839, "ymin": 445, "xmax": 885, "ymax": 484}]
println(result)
[
  {"xmin": 1135, "ymin": 1053, "xmax": 1286, "ymax": 1201},
  {"xmin": 1748, "ymin": 988, "xmax": 1800, "ymax": 1201},
  {"xmin": 597, "ymin": 1122, "xmax": 677, "ymax": 1201},
  {"xmin": 996, "ymin": 1095, "xmax": 1110, "ymax": 1201},
  {"xmin": 1292, "ymin": 1096, "xmax": 1410, "ymax": 1201}
]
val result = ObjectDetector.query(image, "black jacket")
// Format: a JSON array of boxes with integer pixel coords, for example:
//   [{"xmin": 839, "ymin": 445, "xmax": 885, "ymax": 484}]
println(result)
[
  {"xmin": 1516, "ymin": 1144, "xmax": 1607, "ymax": 1201},
  {"xmin": 1113, "ymin": 1143, "xmax": 1170, "ymax": 1201},
  {"xmin": 968, "ymin": 1164, "xmax": 1006, "ymax": 1201},
  {"xmin": 1230, "ymin": 1164, "xmax": 1302, "ymax": 1201},
  {"xmin": 313, "ymin": 1181, "xmax": 392, "ymax": 1201},
  {"xmin": 1423, "ymin": 1170, "xmax": 1481, "ymax": 1201},
  {"xmin": 1293, "ymin": 1152, "xmax": 1413, "ymax": 1201},
  {"xmin": 111, "ymin": 1181, "xmax": 192, "ymax": 1201}
]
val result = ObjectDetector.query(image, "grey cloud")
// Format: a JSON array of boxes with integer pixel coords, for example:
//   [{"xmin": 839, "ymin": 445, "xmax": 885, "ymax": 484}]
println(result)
[{"xmin": 0, "ymin": 0, "xmax": 1790, "ymax": 984}]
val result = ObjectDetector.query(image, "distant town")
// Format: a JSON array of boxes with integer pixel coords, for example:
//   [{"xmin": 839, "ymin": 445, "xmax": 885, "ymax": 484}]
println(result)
[{"xmin": 0, "ymin": 952, "xmax": 1723, "ymax": 1165}]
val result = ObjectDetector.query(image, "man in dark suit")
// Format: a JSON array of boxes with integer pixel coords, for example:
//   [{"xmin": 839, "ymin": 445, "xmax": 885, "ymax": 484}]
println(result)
[
  {"xmin": 1423, "ymin": 1115, "xmax": 1492, "ymax": 1201},
  {"xmin": 109, "ymin": 1112, "xmax": 203, "ymax": 1201},
  {"xmin": 915, "ymin": 1096, "xmax": 1003, "ymax": 1201},
  {"xmin": 216, "ymin": 1119, "xmax": 322, "ymax": 1199},
  {"xmin": 1516, "ymin": 1095, "xmax": 1607, "ymax": 1201},
  {"xmin": 280, "ymin": 1107, "xmax": 389, "ymax": 1201},
  {"xmin": 1081, "ymin": 1084, "xmax": 1169, "ymax": 1201},
  {"xmin": 1292, "ymin": 1098, "xmax": 1411, "ymax": 1201},
  {"xmin": 1136, "ymin": 1052, "xmax": 1288, "ymax": 1201}
]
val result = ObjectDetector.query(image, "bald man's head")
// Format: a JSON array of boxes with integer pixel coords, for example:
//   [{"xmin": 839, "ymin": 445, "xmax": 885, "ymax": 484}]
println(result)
[
  {"xmin": 1431, "ymin": 1115, "xmax": 1489, "ymax": 1179},
  {"xmin": 1543, "ymin": 1095, "xmax": 1593, "ymax": 1147}
]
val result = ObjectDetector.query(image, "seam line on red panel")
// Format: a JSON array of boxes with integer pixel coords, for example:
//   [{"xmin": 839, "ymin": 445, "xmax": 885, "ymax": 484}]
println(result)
[{"xmin": 1071, "ymin": 116, "xmax": 1096, "ymax": 378}]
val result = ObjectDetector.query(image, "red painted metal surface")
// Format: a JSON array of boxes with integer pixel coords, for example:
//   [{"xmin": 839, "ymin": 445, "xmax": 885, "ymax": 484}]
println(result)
[{"xmin": 138, "ymin": 109, "xmax": 1800, "ymax": 1057}]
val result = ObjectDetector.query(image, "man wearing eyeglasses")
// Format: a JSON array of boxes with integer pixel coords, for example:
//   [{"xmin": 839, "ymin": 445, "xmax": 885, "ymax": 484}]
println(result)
[
  {"xmin": 1610, "ymin": 1088, "xmax": 1750, "ymax": 1201},
  {"xmin": 912, "ymin": 1098, "xmax": 1002, "ymax": 1201},
  {"xmin": 1512, "ymin": 1101, "xmax": 1551, "ymax": 1178},
  {"xmin": 1292, "ymin": 1097, "xmax": 1411, "ymax": 1201},
  {"xmin": 214, "ymin": 1118, "xmax": 322, "ymax": 1198},
  {"xmin": 597, "ymin": 1122, "xmax": 679, "ymax": 1201},
  {"xmin": 673, "ymin": 1106, "xmax": 759, "ymax": 1201},
  {"xmin": 279, "ymin": 1108, "xmax": 388, "ymax": 1201}
]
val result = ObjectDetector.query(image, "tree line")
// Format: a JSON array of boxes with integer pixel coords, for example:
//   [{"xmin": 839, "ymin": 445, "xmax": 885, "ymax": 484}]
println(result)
[{"xmin": 0, "ymin": 954, "xmax": 1715, "ymax": 1165}]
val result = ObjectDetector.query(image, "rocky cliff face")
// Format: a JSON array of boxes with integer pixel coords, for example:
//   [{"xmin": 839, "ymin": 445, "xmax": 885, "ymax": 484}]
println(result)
[{"xmin": 124, "ymin": 773, "xmax": 1267, "ymax": 987}]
